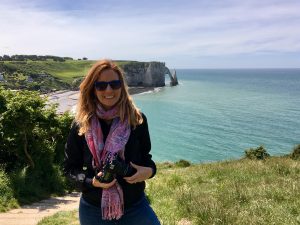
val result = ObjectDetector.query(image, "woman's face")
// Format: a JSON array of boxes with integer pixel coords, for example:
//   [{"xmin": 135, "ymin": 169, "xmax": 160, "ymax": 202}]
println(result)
[{"xmin": 94, "ymin": 69, "xmax": 122, "ymax": 110}]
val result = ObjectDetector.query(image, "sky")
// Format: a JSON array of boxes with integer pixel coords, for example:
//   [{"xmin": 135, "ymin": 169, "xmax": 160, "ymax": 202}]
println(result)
[{"xmin": 0, "ymin": 0, "xmax": 300, "ymax": 68}]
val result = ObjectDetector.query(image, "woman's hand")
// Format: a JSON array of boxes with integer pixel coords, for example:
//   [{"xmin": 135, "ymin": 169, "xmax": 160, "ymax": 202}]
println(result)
[
  {"xmin": 124, "ymin": 162, "xmax": 153, "ymax": 184},
  {"xmin": 92, "ymin": 172, "xmax": 116, "ymax": 189}
]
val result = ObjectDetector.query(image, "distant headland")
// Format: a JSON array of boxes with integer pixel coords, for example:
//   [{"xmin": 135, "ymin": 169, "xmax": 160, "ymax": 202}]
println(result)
[{"xmin": 0, "ymin": 55, "xmax": 178, "ymax": 94}]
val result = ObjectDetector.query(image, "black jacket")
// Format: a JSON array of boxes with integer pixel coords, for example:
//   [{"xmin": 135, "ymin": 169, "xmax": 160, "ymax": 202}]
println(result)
[{"xmin": 63, "ymin": 113, "xmax": 156, "ymax": 208}]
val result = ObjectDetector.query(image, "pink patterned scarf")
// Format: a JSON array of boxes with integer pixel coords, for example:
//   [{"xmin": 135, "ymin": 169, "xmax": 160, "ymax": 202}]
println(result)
[{"xmin": 85, "ymin": 104, "xmax": 131, "ymax": 220}]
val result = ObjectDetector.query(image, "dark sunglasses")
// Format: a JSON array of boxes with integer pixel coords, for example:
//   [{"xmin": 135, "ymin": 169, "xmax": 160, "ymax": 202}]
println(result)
[{"xmin": 94, "ymin": 80, "xmax": 122, "ymax": 91}]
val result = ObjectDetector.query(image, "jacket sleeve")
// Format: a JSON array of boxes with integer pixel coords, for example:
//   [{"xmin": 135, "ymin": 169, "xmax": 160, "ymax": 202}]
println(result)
[
  {"xmin": 140, "ymin": 113, "xmax": 157, "ymax": 178},
  {"xmin": 63, "ymin": 122, "xmax": 94, "ymax": 190}
]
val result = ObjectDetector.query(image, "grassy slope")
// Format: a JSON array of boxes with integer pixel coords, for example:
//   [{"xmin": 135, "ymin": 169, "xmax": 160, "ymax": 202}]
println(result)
[
  {"xmin": 35, "ymin": 60, "xmax": 95, "ymax": 82},
  {"xmin": 2, "ymin": 60, "xmax": 95, "ymax": 83},
  {"xmin": 0, "ymin": 60, "xmax": 145, "ymax": 92},
  {"xmin": 38, "ymin": 157, "xmax": 300, "ymax": 225},
  {"xmin": 2, "ymin": 60, "xmax": 134, "ymax": 83}
]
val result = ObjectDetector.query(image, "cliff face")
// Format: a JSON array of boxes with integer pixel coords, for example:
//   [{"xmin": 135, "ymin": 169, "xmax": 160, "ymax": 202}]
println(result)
[{"xmin": 121, "ymin": 62, "xmax": 166, "ymax": 87}]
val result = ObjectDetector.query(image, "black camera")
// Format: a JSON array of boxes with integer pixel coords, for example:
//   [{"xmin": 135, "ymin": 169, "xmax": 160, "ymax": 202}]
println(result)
[{"xmin": 95, "ymin": 156, "xmax": 136, "ymax": 183}]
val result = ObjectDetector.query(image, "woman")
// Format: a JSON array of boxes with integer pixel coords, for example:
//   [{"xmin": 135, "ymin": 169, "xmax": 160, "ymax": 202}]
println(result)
[{"xmin": 64, "ymin": 59, "xmax": 161, "ymax": 225}]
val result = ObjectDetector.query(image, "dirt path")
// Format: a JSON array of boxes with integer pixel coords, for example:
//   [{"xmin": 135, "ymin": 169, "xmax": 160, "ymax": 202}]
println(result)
[{"xmin": 0, "ymin": 192, "xmax": 80, "ymax": 225}]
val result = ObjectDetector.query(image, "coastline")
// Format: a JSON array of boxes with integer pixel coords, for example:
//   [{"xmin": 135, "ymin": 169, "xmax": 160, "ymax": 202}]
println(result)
[
  {"xmin": 46, "ymin": 86, "xmax": 156, "ymax": 114},
  {"xmin": 128, "ymin": 86, "xmax": 155, "ymax": 95}
]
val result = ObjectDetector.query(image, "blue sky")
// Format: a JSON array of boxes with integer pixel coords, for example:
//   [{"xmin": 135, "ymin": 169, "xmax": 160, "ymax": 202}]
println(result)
[{"xmin": 0, "ymin": 0, "xmax": 300, "ymax": 68}]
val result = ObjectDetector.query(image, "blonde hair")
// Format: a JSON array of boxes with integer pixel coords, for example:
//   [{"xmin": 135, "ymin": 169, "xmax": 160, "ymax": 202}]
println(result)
[{"xmin": 75, "ymin": 59, "xmax": 143, "ymax": 135}]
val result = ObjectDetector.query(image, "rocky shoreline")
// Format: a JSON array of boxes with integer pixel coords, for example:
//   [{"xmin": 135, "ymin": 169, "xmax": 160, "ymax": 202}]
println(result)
[
  {"xmin": 128, "ymin": 86, "xmax": 155, "ymax": 95},
  {"xmin": 46, "ymin": 86, "xmax": 156, "ymax": 114}
]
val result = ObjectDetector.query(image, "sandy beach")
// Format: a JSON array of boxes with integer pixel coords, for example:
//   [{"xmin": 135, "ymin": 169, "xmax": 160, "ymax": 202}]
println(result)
[{"xmin": 46, "ymin": 87, "xmax": 155, "ymax": 114}]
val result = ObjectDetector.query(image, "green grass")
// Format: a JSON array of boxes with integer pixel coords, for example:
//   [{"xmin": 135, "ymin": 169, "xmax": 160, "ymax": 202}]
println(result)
[
  {"xmin": 0, "ymin": 59, "xmax": 144, "ymax": 91},
  {"xmin": 2, "ymin": 60, "xmax": 136, "ymax": 83},
  {"xmin": 42, "ymin": 60, "xmax": 95, "ymax": 82},
  {"xmin": 37, "ymin": 156, "xmax": 300, "ymax": 225},
  {"xmin": 38, "ymin": 210, "xmax": 79, "ymax": 225},
  {"xmin": 3, "ymin": 60, "xmax": 95, "ymax": 83}
]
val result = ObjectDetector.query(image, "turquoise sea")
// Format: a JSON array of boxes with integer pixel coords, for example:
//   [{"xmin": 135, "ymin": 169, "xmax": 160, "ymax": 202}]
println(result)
[{"xmin": 133, "ymin": 69, "xmax": 300, "ymax": 163}]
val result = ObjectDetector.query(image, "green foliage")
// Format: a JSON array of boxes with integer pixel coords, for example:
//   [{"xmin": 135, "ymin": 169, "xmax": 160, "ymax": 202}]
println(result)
[
  {"xmin": 244, "ymin": 145, "xmax": 270, "ymax": 160},
  {"xmin": 174, "ymin": 159, "xmax": 191, "ymax": 168},
  {"xmin": 291, "ymin": 144, "xmax": 300, "ymax": 160},
  {"xmin": 0, "ymin": 60, "xmax": 93, "ymax": 92},
  {"xmin": 0, "ymin": 168, "xmax": 19, "ymax": 212},
  {"xmin": 52, "ymin": 112, "xmax": 74, "ymax": 165},
  {"xmin": 71, "ymin": 77, "xmax": 84, "ymax": 90},
  {"xmin": 0, "ymin": 59, "xmax": 139, "ymax": 92},
  {"xmin": 0, "ymin": 54, "xmax": 71, "ymax": 62},
  {"xmin": 1, "ymin": 60, "xmax": 94, "ymax": 83},
  {"xmin": 10, "ymin": 165, "xmax": 66, "ymax": 205},
  {"xmin": 0, "ymin": 89, "xmax": 74, "ymax": 208}
]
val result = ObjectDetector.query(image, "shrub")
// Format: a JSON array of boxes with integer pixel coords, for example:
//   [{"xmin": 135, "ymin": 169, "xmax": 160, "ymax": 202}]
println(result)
[
  {"xmin": 175, "ymin": 159, "xmax": 191, "ymax": 168},
  {"xmin": 291, "ymin": 144, "xmax": 300, "ymax": 160},
  {"xmin": 0, "ymin": 89, "xmax": 74, "ymax": 207},
  {"xmin": 244, "ymin": 146, "xmax": 270, "ymax": 160},
  {"xmin": 0, "ymin": 168, "xmax": 18, "ymax": 212}
]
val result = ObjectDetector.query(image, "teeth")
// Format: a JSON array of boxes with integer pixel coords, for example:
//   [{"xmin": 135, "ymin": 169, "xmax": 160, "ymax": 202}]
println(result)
[{"xmin": 104, "ymin": 96, "xmax": 114, "ymax": 99}]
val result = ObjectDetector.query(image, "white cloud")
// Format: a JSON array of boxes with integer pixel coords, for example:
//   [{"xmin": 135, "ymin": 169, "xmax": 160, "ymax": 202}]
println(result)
[{"xmin": 0, "ymin": 0, "xmax": 299, "ymax": 67}]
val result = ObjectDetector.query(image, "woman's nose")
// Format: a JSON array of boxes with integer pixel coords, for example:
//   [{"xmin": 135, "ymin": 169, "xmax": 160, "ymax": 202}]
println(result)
[{"xmin": 105, "ymin": 84, "xmax": 113, "ymax": 91}]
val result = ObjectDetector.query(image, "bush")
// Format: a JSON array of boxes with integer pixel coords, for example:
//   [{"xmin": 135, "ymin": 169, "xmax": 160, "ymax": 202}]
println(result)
[
  {"xmin": 175, "ymin": 159, "xmax": 191, "ymax": 168},
  {"xmin": 244, "ymin": 146, "xmax": 270, "ymax": 160},
  {"xmin": 0, "ymin": 89, "xmax": 74, "ymax": 208},
  {"xmin": 291, "ymin": 144, "xmax": 300, "ymax": 160},
  {"xmin": 0, "ymin": 168, "xmax": 18, "ymax": 212},
  {"xmin": 10, "ymin": 165, "xmax": 66, "ymax": 204}
]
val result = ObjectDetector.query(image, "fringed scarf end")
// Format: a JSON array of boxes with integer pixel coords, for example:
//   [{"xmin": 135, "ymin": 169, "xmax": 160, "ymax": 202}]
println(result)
[{"xmin": 102, "ymin": 204, "xmax": 124, "ymax": 220}]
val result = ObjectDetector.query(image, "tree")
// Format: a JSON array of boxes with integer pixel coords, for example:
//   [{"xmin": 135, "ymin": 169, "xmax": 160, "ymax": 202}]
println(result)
[
  {"xmin": 3, "ymin": 55, "xmax": 11, "ymax": 61},
  {"xmin": 1, "ymin": 90, "xmax": 49, "ymax": 169},
  {"xmin": 0, "ymin": 88, "xmax": 74, "ymax": 196}
]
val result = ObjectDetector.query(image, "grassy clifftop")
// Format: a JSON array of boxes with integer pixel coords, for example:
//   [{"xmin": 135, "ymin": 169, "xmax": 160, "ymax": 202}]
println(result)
[
  {"xmin": 0, "ymin": 60, "xmax": 94, "ymax": 81},
  {"xmin": 0, "ymin": 60, "xmax": 135, "ymax": 92},
  {"xmin": 149, "ymin": 157, "xmax": 300, "ymax": 224},
  {"xmin": 38, "ymin": 156, "xmax": 300, "ymax": 225}
]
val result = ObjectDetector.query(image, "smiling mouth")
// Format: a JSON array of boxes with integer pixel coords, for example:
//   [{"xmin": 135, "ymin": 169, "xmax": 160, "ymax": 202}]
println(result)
[{"xmin": 103, "ymin": 95, "xmax": 114, "ymax": 99}]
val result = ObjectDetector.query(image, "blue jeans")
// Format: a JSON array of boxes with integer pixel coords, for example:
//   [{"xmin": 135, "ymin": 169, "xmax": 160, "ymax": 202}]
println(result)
[{"xmin": 79, "ymin": 195, "xmax": 161, "ymax": 225}]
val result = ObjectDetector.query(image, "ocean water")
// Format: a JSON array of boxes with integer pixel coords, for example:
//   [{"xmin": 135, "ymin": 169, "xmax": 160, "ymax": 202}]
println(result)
[{"xmin": 132, "ymin": 69, "xmax": 300, "ymax": 163}]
